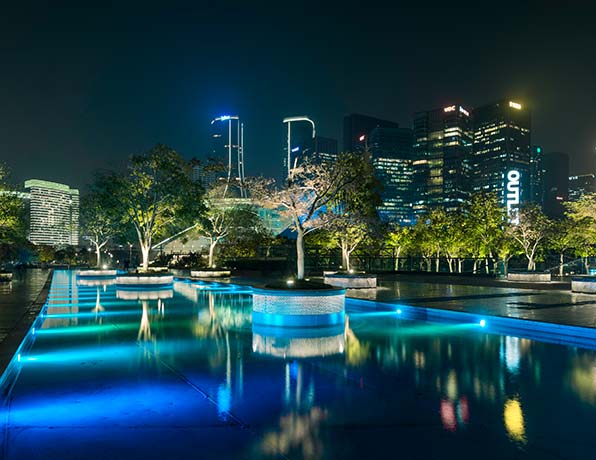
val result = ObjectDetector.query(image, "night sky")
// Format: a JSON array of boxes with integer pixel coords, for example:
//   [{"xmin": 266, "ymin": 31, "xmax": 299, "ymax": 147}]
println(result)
[{"xmin": 1, "ymin": 2, "xmax": 595, "ymax": 190}]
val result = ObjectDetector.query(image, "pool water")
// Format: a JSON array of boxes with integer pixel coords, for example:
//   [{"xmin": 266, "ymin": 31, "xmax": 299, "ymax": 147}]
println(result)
[{"xmin": 1, "ymin": 270, "xmax": 596, "ymax": 459}]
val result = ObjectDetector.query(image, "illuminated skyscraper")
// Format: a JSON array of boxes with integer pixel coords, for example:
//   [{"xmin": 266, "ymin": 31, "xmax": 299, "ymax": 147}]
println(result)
[
  {"xmin": 529, "ymin": 145, "xmax": 544, "ymax": 205},
  {"xmin": 24, "ymin": 179, "xmax": 79, "ymax": 246},
  {"xmin": 471, "ymin": 100, "xmax": 531, "ymax": 205},
  {"xmin": 413, "ymin": 104, "xmax": 473, "ymax": 214},
  {"xmin": 343, "ymin": 114, "xmax": 399, "ymax": 153},
  {"xmin": 312, "ymin": 136, "xmax": 338, "ymax": 165},
  {"xmin": 542, "ymin": 152, "xmax": 569, "ymax": 218},
  {"xmin": 370, "ymin": 127, "xmax": 414, "ymax": 224},
  {"xmin": 569, "ymin": 173, "xmax": 596, "ymax": 201},
  {"xmin": 210, "ymin": 115, "xmax": 246, "ymax": 197}
]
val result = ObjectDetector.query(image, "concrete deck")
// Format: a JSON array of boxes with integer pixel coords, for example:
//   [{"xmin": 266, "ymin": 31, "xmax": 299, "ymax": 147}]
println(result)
[
  {"xmin": 220, "ymin": 273, "xmax": 596, "ymax": 330},
  {"xmin": 0, "ymin": 269, "xmax": 51, "ymax": 374}
]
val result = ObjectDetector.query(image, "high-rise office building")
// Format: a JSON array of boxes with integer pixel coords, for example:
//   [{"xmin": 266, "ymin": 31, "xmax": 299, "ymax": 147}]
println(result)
[
  {"xmin": 24, "ymin": 179, "xmax": 79, "ymax": 246},
  {"xmin": 343, "ymin": 114, "xmax": 399, "ymax": 152},
  {"xmin": 471, "ymin": 100, "xmax": 531, "ymax": 210},
  {"xmin": 529, "ymin": 145, "xmax": 544, "ymax": 205},
  {"xmin": 542, "ymin": 152, "xmax": 569, "ymax": 218},
  {"xmin": 569, "ymin": 173, "xmax": 596, "ymax": 201},
  {"xmin": 210, "ymin": 115, "xmax": 246, "ymax": 197},
  {"xmin": 370, "ymin": 126, "xmax": 415, "ymax": 225},
  {"xmin": 413, "ymin": 104, "xmax": 473, "ymax": 214},
  {"xmin": 312, "ymin": 135, "xmax": 338, "ymax": 165}
]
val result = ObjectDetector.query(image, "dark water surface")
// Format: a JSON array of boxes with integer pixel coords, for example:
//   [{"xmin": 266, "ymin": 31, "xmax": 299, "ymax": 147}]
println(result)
[{"xmin": 1, "ymin": 270, "xmax": 595, "ymax": 459}]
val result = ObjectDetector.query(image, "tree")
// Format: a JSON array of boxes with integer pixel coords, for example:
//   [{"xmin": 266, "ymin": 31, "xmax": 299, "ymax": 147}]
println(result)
[
  {"xmin": 80, "ymin": 173, "xmax": 124, "ymax": 267},
  {"xmin": 566, "ymin": 194, "xmax": 596, "ymax": 272},
  {"xmin": 508, "ymin": 204, "xmax": 552, "ymax": 271},
  {"xmin": 324, "ymin": 155, "xmax": 382, "ymax": 272},
  {"xmin": 0, "ymin": 164, "xmax": 27, "ymax": 263},
  {"xmin": 251, "ymin": 154, "xmax": 363, "ymax": 280},
  {"xmin": 114, "ymin": 145, "xmax": 205, "ymax": 271},
  {"xmin": 465, "ymin": 193, "xmax": 508, "ymax": 274},
  {"xmin": 386, "ymin": 225, "xmax": 413, "ymax": 271},
  {"xmin": 548, "ymin": 219, "xmax": 578, "ymax": 276},
  {"xmin": 197, "ymin": 184, "xmax": 261, "ymax": 268}
]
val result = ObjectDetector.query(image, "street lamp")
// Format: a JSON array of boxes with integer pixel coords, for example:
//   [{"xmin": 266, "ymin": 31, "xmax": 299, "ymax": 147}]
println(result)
[{"xmin": 283, "ymin": 116, "xmax": 316, "ymax": 178}]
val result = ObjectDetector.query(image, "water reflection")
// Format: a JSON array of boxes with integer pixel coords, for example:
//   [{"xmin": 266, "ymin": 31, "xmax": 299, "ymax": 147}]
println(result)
[
  {"xmin": 252, "ymin": 325, "xmax": 345, "ymax": 359},
  {"xmin": 503, "ymin": 397, "xmax": 526, "ymax": 443}
]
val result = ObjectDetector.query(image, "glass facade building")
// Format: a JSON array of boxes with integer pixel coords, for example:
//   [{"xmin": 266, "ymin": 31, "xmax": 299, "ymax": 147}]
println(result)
[
  {"xmin": 343, "ymin": 114, "xmax": 399, "ymax": 153},
  {"xmin": 471, "ymin": 100, "xmax": 531, "ymax": 205},
  {"xmin": 24, "ymin": 179, "xmax": 79, "ymax": 246},
  {"xmin": 413, "ymin": 105, "xmax": 473, "ymax": 214},
  {"xmin": 569, "ymin": 173, "xmax": 596, "ymax": 201},
  {"xmin": 370, "ymin": 127, "xmax": 414, "ymax": 225}
]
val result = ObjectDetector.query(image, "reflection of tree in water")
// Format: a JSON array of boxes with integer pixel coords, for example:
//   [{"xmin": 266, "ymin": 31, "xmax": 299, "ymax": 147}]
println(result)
[
  {"xmin": 344, "ymin": 315, "xmax": 370, "ymax": 366},
  {"xmin": 568, "ymin": 354, "xmax": 596, "ymax": 404},
  {"xmin": 91, "ymin": 286, "xmax": 105, "ymax": 323},
  {"xmin": 261, "ymin": 406, "xmax": 327, "ymax": 460},
  {"xmin": 259, "ymin": 361, "xmax": 328, "ymax": 460}
]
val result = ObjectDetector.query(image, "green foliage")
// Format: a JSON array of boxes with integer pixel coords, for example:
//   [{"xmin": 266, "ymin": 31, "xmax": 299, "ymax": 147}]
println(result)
[
  {"xmin": 0, "ymin": 164, "xmax": 27, "ymax": 253},
  {"xmin": 112, "ymin": 144, "xmax": 206, "ymax": 269},
  {"xmin": 507, "ymin": 204, "xmax": 552, "ymax": 271}
]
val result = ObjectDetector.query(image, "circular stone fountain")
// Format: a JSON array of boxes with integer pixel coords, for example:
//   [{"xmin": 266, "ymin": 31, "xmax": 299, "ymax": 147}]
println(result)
[
  {"xmin": 190, "ymin": 269, "xmax": 231, "ymax": 278},
  {"xmin": 323, "ymin": 272, "xmax": 377, "ymax": 289},
  {"xmin": 252, "ymin": 284, "xmax": 345, "ymax": 327},
  {"xmin": 115, "ymin": 272, "xmax": 174, "ymax": 289},
  {"xmin": 77, "ymin": 269, "xmax": 119, "ymax": 278}
]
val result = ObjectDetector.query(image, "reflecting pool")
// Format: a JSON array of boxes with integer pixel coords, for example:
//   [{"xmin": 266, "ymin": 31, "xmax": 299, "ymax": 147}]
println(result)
[{"xmin": 1, "ymin": 270, "xmax": 596, "ymax": 459}]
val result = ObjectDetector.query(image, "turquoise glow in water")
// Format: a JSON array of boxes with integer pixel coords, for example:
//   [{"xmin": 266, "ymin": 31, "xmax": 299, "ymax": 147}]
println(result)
[{"xmin": 2, "ymin": 270, "xmax": 596, "ymax": 459}]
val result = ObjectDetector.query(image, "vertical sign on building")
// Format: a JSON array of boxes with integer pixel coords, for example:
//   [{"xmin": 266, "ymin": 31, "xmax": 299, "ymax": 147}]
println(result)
[{"xmin": 506, "ymin": 170, "xmax": 521, "ymax": 224}]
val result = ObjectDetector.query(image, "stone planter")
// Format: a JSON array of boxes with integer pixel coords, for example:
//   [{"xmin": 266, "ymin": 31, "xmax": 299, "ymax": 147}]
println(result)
[
  {"xmin": 571, "ymin": 276, "xmax": 596, "ymax": 294},
  {"xmin": 190, "ymin": 269, "xmax": 231, "ymax": 278},
  {"xmin": 0, "ymin": 272, "xmax": 13, "ymax": 282},
  {"xmin": 252, "ymin": 286, "xmax": 345, "ymax": 327},
  {"xmin": 116, "ymin": 273, "xmax": 174, "ymax": 289},
  {"xmin": 77, "ymin": 278, "xmax": 116, "ymax": 287},
  {"xmin": 116, "ymin": 288, "xmax": 174, "ymax": 300},
  {"xmin": 507, "ymin": 272, "xmax": 552, "ymax": 283},
  {"xmin": 77, "ymin": 269, "xmax": 119, "ymax": 278},
  {"xmin": 252, "ymin": 324, "xmax": 345, "ymax": 358},
  {"xmin": 324, "ymin": 273, "xmax": 377, "ymax": 289}
]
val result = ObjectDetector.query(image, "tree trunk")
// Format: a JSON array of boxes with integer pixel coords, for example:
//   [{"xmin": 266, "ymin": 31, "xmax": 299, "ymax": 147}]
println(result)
[
  {"xmin": 503, "ymin": 258, "xmax": 509, "ymax": 276},
  {"xmin": 485, "ymin": 258, "xmax": 490, "ymax": 274},
  {"xmin": 458, "ymin": 258, "xmax": 463, "ymax": 273},
  {"xmin": 208, "ymin": 240, "xmax": 217, "ymax": 268},
  {"xmin": 342, "ymin": 245, "xmax": 350, "ymax": 272},
  {"xmin": 435, "ymin": 252, "xmax": 440, "ymax": 272},
  {"xmin": 559, "ymin": 252, "xmax": 564, "ymax": 276},
  {"xmin": 95, "ymin": 243, "xmax": 101, "ymax": 267},
  {"xmin": 473, "ymin": 259, "xmax": 478, "ymax": 274},
  {"xmin": 141, "ymin": 244, "xmax": 150, "ymax": 271},
  {"xmin": 296, "ymin": 229, "xmax": 305, "ymax": 280},
  {"xmin": 527, "ymin": 256, "xmax": 534, "ymax": 271}
]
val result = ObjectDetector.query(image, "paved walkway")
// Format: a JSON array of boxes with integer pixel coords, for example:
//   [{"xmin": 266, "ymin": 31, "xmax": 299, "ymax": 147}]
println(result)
[
  {"xmin": 347, "ymin": 276, "xmax": 596, "ymax": 329},
  {"xmin": 222, "ymin": 273, "xmax": 596, "ymax": 329},
  {"xmin": 0, "ymin": 269, "xmax": 50, "ymax": 372}
]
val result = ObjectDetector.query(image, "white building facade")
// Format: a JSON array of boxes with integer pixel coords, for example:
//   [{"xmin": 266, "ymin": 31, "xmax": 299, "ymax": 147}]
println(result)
[{"xmin": 24, "ymin": 179, "xmax": 79, "ymax": 246}]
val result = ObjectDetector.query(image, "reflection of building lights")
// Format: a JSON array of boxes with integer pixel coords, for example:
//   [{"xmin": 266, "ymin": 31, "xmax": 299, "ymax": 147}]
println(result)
[
  {"xmin": 457, "ymin": 396, "xmax": 469, "ymax": 425},
  {"xmin": 501, "ymin": 336, "xmax": 521, "ymax": 373},
  {"xmin": 440, "ymin": 399, "xmax": 457, "ymax": 431},
  {"xmin": 504, "ymin": 397, "xmax": 526, "ymax": 443},
  {"xmin": 446, "ymin": 370, "xmax": 458, "ymax": 400}
]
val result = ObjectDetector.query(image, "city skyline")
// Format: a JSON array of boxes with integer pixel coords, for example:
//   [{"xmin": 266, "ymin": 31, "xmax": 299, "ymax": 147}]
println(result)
[{"xmin": 1, "ymin": 4, "xmax": 596, "ymax": 189}]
